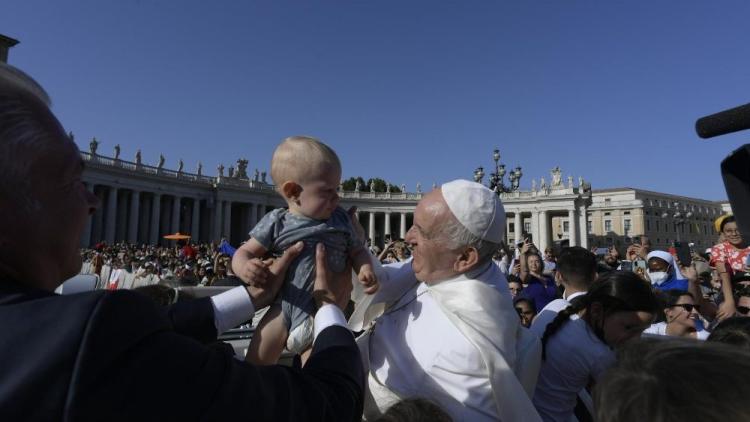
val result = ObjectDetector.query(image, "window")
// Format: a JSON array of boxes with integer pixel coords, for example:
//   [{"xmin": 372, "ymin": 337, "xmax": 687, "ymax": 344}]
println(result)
[
  {"xmin": 703, "ymin": 224, "xmax": 707, "ymax": 235},
  {"xmin": 624, "ymin": 211, "xmax": 631, "ymax": 215},
  {"xmin": 604, "ymin": 220, "xmax": 612, "ymax": 232},
  {"xmin": 605, "ymin": 198, "xmax": 611, "ymax": 204},
  {"xmin": 624, "ymin": 219, "xmax": 631, "ymax": 234},
  {"xmin": 524, "ymin": 222, "xmax": 531, "ymax": 233},
  {"xmin": 656, "ymin": 220, "xmax": 660, "ymax": 232},
  {"xmin": 509, "ymin": 223, "xmax": 515, "ymax": 232},
  {"xmin": 563, "ymin": 221, "xmax": 569, "ymax": 232},
  {"xmin": 604, "ymin": 212, "xmax": 611, "ymax": 216},
  {"xmin": 587, "ymin": 220, "xmax": 592, "ymax": 234},
  {"xmin": 647, "ymin": 219, "xmax": 651, "ymax": 231}
]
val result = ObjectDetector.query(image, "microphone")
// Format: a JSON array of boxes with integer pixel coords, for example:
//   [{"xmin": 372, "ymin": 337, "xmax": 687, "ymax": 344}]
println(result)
[{"xmin": 695, "ymin": 102, "xmax": 750, "ymax": 139}]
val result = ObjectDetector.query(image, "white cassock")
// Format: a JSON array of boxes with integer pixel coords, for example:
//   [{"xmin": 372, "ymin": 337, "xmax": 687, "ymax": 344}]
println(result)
[{"xmin": 350, "ymin": 259, "xmax": 542, "ymax": 422}]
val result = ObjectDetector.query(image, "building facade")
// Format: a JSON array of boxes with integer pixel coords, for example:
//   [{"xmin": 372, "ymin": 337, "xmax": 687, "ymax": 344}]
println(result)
[{"xmin": 80, "ymin": 147, "xmax": 594, "ymax": 253}]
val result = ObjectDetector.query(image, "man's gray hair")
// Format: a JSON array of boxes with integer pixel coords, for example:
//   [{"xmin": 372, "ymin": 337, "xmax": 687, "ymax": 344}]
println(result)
[
  {"xmin": 439, "ymin": 215, "xmax": 502, "ymax": 265},
  {"xmin": 0, "ymin": 63, "xmax": 55, "ymax": 213}
]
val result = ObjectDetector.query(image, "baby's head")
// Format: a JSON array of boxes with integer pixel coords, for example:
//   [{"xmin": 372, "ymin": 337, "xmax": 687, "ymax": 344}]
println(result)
[{"xmin": 271, "ymin": 136, "xmax": 342, "ymax": 220}]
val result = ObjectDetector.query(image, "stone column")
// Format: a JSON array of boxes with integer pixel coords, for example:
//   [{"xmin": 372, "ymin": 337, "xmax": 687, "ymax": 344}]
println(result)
[
  {"xmin": 81, "ymin": 183, "xmax": 95, "ymax": 247},
  {"xmin": 223, "ymin": 201, "xmax": 232, "ymax": 240},
  {"xmin": 214, "ymin": 199, "xmax": 224, "ymax": 241},
  {"xmin": 400, "ymin": 212, "xmax": 407, "ymax": 239},
  {"xmin": 568, "ymin": 208, "xmax": 578, "ymax": 247},
  {"xmin": 538, "ymin": 210, "xmax": 549, "ymax": 252},
  {"xmin": 149, "ymin": 193, "xmax": 162, "ymax": 245},
  {"xmin": 514, "ymin": 212, "xmax": 523, "ymax": 244},
  {"xmin": 127, "ymin": 190, "xmax": 140, "ymax": 244},
  {"xmin": 249, "ymin": 201, "xmax": 258, "ymax": 231},
  {"xmin": 578, "ymin": 204, "xmax": 589, "ymax": 249},
  {"xmin": 531, "ymin": 211, "xmax": 539, "ymax": 248},
  {"xmin": 191, "ymin": 198, "xmax": 201, "ymax": 242},
  {"xmin": 104, "ymin": 186, "xmax": 118, "ymax": 244},
  {"xmin": 384, "ymin": 212, "xmax": 392, "ymax": 238},
  {"xmin": 171, "ymin": 195, "xmax": 181, "ymax": 234},
  {"xmin": 368, "ymin": 211, "xmax": 376, "ymax": 244}
]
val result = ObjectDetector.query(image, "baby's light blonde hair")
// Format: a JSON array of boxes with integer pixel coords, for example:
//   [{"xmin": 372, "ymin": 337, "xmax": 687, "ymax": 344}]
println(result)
[{"xmin": 270, "ymin": 136, "xmax": 341, "ymax": 186}]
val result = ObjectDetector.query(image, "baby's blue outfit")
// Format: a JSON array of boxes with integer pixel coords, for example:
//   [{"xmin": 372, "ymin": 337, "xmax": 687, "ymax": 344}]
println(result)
[{"xmin": 250, "ymin": 206, "xmax": 359, "ymax": 352}]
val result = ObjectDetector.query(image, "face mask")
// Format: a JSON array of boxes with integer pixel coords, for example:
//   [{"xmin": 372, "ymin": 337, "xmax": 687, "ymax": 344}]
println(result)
[{"xmin": 648, "ymin": 270, "xmax": 669, "ymax": 285}]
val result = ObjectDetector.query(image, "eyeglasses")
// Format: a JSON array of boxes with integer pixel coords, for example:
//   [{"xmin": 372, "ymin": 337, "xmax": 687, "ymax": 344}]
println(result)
[
  {"xmin": 670, "ymin": 304, "xmax": 700, "ymax": 313},
  {"xmin": 737, "ymin": 306, "xmax": 750, "ymax": 315}
]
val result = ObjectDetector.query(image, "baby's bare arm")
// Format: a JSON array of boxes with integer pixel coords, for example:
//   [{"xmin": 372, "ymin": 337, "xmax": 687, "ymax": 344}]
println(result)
[{"xmin": 350, "ymin": 245, "xmax": 378, "ymax": 294}]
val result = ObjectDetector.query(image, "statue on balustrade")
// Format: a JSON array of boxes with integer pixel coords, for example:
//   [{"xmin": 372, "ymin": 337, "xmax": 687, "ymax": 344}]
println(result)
[
  {"xmin": 217, "ymin": 164, "xmax": 225, "ymax": 177},
  {"xmin": 135, "ymin": 149, "xmax": 142, "ymax": 166},
  {"xmin": 261, "ymin": 171, "xmax": 267, "ymax": 183},
  {"xmin": 568, "ymin": 175, "xmax": 574, "ymax": 189},
  {"xmin": 579, "ymin": 176, "xmax": 584, "ymax": 188},
  {"xmin": 531, "ymin": 179, "xmax": 537, "ymax": 192},
  {"xmin": 114, "ymin": 144, "xmax": 120, "ymax": 160},
  {"xmin": 197, "ymin": 162, "xmax": 203, "ymax": 176},
  {"xmin": 416, "ymin": 182, "xmax": 422, "ymax": 193},
  {"xmin": 228, "ymin": 166, "xmax": 235, "ymax": 178},
  {"xmin": 386, "ymin": 184, "xmax": 391, "ymax": 193},
  {"xmin": 370, "ymin": 180, "xmax": 375, "ymax": 192},
  {"xmin": 355, "ymin": 180, "xmax": 361, "ymax": 192},
  {"xmin": 158, "ymin": 154, "xmax": 165, "ymax": 169},
  {"xmin": 551, "ymin": 167, "xmax": 562, "ymax": 188},
  {"xmin": 400, "ymin": 183, "xmax": 406, "ymax": 193},
  {"xmin": 89, "ymin": 137, "xmax": 98, "ymax": 155},
  {"xmin": 236, "ymin": 159, "xmax": 249, "ymax": 179},
  {"xmin": 540, "ymin": 177, "xmax": 547, "ymax": 191},
  {"xmin": 178, "ymin": 159, "xmax": 184, "ymax": 173},
  {"xmin": 254, "ymin": 168, "xmax": 260, "ymax": 182}
]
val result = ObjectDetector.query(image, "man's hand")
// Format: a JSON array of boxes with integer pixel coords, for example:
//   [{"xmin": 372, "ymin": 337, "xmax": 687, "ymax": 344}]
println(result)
[
  {"xmin": 313, "ymin": 243, "xmax": 353, "ymax": 311},
  {"xmin": 238, "ymin": 258, "xmax": 272, "ymax": 285},
  {"xmin": 244, "ymin": 241, "xmax": 304, "ymax": 309}
]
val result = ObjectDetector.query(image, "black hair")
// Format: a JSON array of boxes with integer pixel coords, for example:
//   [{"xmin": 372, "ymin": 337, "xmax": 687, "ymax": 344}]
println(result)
[
  {"xmin": 556, "ymin": 246, "xmax": 597, "ymax": 290},
  {"xmin": 708, "ymin": 317, "xmax": 750, "ymax": 350},
  {"xmin": 721, "ymin": 215, "xmax": 736, "ymax": 233},
  {"xmin": 514, "ymin": 296, "xmax": 536, "ymax": 311},
  {"xmin": 541, "ymin": 271, "xmax": 659, "ymax": 359}
]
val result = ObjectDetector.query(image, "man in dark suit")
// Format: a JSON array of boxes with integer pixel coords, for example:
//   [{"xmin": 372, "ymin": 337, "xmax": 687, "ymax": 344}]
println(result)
[{"xmin": 0, "ymin": 63, "xmax": 364, "ymax": 421}]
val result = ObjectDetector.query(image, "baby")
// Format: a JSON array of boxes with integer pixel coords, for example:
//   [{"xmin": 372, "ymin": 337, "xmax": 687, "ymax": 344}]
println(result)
[{"xmin": 233, "ymin": 136, "xmax": 378, "ymax": 365}]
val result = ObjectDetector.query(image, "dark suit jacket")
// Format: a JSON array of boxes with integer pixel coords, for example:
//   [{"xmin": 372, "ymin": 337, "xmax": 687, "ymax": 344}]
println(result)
[{"xmin": 0, "ymin": 280, "xmax": 364, "ymax": 421}]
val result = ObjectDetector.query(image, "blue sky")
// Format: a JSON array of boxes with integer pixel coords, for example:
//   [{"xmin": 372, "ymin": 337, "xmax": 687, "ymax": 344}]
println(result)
[{"xmin": 3, "ymin": 1, "xmax": 750, "ymax": 200}]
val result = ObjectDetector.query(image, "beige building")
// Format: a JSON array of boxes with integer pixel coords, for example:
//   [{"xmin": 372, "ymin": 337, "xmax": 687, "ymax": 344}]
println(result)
[{"xmin": 554, "ymin": 188, "xmax": 727, "ymax": 252}]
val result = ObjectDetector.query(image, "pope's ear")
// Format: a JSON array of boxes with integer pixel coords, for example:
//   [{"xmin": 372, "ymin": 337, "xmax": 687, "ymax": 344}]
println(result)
[
  {"xmin": 281, "ymin": 181, "xmax": 302, "ymax": 201},
  {"xmin": 455, "ymin": 246, "xmax": 480, "ymax": 273}
]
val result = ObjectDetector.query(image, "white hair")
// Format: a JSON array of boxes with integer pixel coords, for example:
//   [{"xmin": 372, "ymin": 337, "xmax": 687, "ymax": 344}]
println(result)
[
  {"xmin": 0, "ymin": 62, "xmax": 55, "ymax": 213},
  {"xmin": 438, "ymin": 215, "xmax": 502, "ymax": 265}
]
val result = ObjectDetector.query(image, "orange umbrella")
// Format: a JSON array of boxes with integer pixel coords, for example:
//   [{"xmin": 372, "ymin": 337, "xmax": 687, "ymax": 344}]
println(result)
[{"xmin": 163, "ymin": 232, "xmax": 191, "ymax": 240}]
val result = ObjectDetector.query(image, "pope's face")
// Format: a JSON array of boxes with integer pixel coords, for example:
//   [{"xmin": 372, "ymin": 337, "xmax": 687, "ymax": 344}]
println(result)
[{"xmin": 404, "ymin": 189, "xmax": 461, "ymax": 284}]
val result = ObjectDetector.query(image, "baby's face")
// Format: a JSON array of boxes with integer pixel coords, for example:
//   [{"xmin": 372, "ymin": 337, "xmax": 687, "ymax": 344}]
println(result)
[{"xmin": 297, "ymin": 168, "xmax": 341, "ymax": 220}]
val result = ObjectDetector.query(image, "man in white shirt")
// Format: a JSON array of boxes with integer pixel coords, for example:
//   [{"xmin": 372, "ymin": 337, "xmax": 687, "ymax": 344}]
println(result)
[{"xmin": 350, "ymin": 180, "xmax": 541, "ymax": 422}]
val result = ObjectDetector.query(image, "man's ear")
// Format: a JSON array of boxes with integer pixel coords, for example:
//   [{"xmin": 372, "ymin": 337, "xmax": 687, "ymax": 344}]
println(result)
[
  {"xmin": 554, "ymin": 270, "xmax": 564, "ymax": 286},
  {"xmin": 281, "ymin": 181, "xmax": 302, "ymax": 202},
  {"xmin": 454, "ymin": 247, "xmax": 480, "ymax": 273}
]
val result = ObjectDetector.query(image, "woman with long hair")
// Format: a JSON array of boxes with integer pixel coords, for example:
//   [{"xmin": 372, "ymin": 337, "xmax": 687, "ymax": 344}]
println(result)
[{"xmin": 532, "ymin": 271, "xmax": 660, "ymax": 422}]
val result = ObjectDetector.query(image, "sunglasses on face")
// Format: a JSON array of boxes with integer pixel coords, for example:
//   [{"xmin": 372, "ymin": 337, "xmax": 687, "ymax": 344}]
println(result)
[
  {"xmin": 671, "ymin": 304, "xmax": 700, "ymax": 313},
  {"xmin": 737, "ymin": 306, "xmax": 750, "ymax": 315}
]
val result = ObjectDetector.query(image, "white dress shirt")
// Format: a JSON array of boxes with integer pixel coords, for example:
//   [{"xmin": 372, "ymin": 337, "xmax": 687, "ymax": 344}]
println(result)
[{"xmin": 210, "ymin": 286, "xmax": 347, "ymax": 339}]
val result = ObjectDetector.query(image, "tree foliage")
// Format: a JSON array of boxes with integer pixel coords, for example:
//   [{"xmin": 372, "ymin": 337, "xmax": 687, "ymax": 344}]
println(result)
[{"xmin": 341, "ymin": 176, "xmax": 402, "ymax": 193}]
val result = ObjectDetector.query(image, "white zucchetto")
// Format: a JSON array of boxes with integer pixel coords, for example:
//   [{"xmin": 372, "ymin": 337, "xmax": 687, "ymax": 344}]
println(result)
[{"xmin": 441, "ymin": 179, "xmax": 506, "ymax": 244}]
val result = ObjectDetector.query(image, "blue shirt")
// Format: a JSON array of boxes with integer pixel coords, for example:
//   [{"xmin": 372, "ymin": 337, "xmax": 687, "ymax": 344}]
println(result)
[
  {"xmin": 653, "ymin": 276, "xmax": 689, "ymax": 292},
  {"xmin": 522, "ymin": 275, "xmax": 559, "ymax": 313}
]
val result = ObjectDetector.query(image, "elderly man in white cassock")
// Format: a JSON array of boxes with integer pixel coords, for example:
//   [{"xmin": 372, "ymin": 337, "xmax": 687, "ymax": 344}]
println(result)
[{"xmin": 350, "ymin": 180, "xmax": 542, "ymax": 422}]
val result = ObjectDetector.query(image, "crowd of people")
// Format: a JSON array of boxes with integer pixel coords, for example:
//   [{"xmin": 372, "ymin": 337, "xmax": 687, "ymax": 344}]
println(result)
[{"xmin": 5, "ymin": 61, "xmax": 750, "ymax": 422}]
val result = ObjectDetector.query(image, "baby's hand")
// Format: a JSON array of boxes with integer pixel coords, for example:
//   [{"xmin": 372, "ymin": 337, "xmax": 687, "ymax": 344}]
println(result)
[
  {"xmin": 358, "ymin": 264, "xmax": 379, "ymax": 295},
  {"xmin": 238, "ymin": 257, "xmax": 271, "ymax": 286}
]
